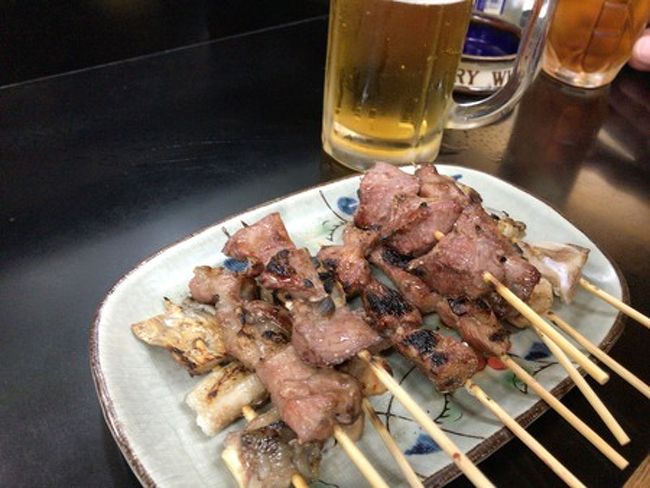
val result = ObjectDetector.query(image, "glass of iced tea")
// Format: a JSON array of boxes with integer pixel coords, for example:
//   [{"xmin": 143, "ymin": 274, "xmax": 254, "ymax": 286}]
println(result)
[
  {"xmin": 321, "ymin": 0, "xmax": 556, "ymax": 171},
  {"xmin": 543, "ymin": 0, "xmax": 650, "ymax": 88}
]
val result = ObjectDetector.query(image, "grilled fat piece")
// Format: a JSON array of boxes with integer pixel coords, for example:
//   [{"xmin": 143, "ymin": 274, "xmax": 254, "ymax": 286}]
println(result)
[{"xmin": 131, "ymin": 298, "xmax": 228, "ymax": 375}]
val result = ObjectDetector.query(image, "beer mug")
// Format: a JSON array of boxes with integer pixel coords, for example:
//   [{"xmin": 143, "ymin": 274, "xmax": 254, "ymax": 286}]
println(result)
[
  {"xmin": 543, "ymin": 0, "xmax": 650, "ymax": 88},
  {"xmin": 321, "ymin": 0, "xmax": 556, "ymax": 171}
]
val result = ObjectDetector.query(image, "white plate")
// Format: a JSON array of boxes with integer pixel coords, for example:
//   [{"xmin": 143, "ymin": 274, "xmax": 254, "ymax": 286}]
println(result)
[{"xmin": 90, "ymin": 165, "xmax": 626, "ymax": 487}]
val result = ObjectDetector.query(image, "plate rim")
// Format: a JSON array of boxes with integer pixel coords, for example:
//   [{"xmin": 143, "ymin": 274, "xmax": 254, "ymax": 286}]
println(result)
[{"xmin": 89, "ymin": 164, "xmax": 629, "ymax": 488}]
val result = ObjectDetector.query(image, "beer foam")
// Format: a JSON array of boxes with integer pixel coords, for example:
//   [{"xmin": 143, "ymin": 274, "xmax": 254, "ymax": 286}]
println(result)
[{"xmin": 393, "ymin": 0, "xmax": 466, "ymax": 4}]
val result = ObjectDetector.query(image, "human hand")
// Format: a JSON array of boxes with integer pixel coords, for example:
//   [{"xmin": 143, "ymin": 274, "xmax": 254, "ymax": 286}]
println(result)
[{"xmin": 629, "ymin": 28, "xmax": 650, "ymax": 71}]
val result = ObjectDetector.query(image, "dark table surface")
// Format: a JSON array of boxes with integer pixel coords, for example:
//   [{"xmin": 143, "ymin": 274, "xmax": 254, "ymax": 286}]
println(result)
[{"xmin": 1, "ymin": 15, "xmax": 649, "ymax": 488}]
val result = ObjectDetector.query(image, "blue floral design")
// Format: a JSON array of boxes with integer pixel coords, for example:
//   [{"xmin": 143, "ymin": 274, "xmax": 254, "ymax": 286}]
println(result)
[
  {"xmin": 405, "ymin": 433, "xmax": 441, "ymax": 455},
  {"xmin": 337, "ymin": 196, "xmax": 358, "ymax": 215},
  {"xmin": 223, "ymin": 258, "xmax": 248, "ymax": 273},
  {"xmin": 451, "ymin": 174, "xmax": 463, "ymax": 181},
  {"xmin": 524, "ymin": 341, "xmax": 551, "ymax": 361}
]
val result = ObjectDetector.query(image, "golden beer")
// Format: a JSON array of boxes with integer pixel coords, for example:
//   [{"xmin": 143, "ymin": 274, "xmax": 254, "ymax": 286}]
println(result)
[
  {"xmin": 543, "ymin": 0, "xmax": 650, "ymax": 88},
  {"xmin": 322, "ymin": 0, "xmax": 472, "ymax": 170}
]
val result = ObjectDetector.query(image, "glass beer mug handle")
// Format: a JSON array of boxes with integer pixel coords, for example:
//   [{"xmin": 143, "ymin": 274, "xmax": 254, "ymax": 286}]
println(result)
[{"xmin": 445, "ymin": 0, "xmax": 556, "ymax": 130}]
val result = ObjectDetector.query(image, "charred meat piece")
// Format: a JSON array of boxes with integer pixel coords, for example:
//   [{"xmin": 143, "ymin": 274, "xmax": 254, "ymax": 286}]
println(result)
[
  {"xmin": 256, "ymin": 345, "xmax": 363, "ymax": 443},
  {"xmin": 223, "ymin": 300, "xmax": 293, "ymax": 371},
  {"xmin": 409, "ymin": 204, "xmax": 540, "ymax": 301},
  {"xmin": 438, "ymin": 298, "xmax": 511, "ymax": 357},
  {"xmin": 369, "ymin": 246, "xmax": 440, "ymax": 314},
  {"xmin": 354, "ymin": 162, "xmax": 420, "ymax": 231},
  {"xmin": 189, "ymin": 265, "xmax": 258, "ymax": 305},
  {"xmin": 223, "ymin": 412, "xmax": 322, "ymax": 488},
  {"xmin": 361, "ymin": 279, "xmax": 423, "ymax": 335},
  {"xmin": 291, "ymin": 300, "xmax": 381, "ymax": 367},
  {"xmin": 394, "ymin": 328, "xmax": 480, "ymax": 392},
  {"xmin": 186, "ymin": 362, "xmax": 268, "ymax": 436},
  {"xmin": 416, "ymin": 164, "xmax": 479, "ymax": 205},
  {"xmin": 385, "ymin": 198, "xmax": 464, "ymax": 256},
  {"xmin": 131, "ymin": 298, "xmax": 228, "ymax": 375},
  {"xmin": 222, "ymin": 213, "xmax": 296, "ymax": 276},
  {"xmin": 519, "ymin": 241, "xmax": 589, "ymax": 303},
  {"xmin": 317, "ymin": 224, "xmax": 378, "ymax": 297},
  {"xmin": 259, "ymin": 248, "xmax": 328, "ymax": 302}
]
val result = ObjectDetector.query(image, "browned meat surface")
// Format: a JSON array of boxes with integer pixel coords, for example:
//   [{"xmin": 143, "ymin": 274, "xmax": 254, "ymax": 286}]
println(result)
[
  {"xmin": 291, "ymin": 300, "xmax": 381, "ymax": 367},
  {"xmin": 409, "ymin": 204, "xmax": 539, "ymax": 300},
  {"xmin": 416, "ymin": 164, "xmax": 479, "ymax": 205},
  {"xmin": 222, "ymin": 300, "xmax": 293, "ymax": 371},
  {"xmin": 438, "ymin": 298, "xmax": 511, "ymax": 357},
  {"xmin": 223, "ymin": 413, "xmax": 321, "ymax": 488},
  {"xmin": 354, "ymin": 162, "xmax": 420, "ymax": 231},
  {"xmin": 189, "ymin": 265, "xmax": 257, "ymax": 305},
  {"xmin": 338, "ymin": 355, "xmax": 392, "ymax": 397},
  {"xmin": 369, "ymin": 246, "xmax": 440, "ymax": 313},
  {"xmin": 361, "ymin": 279, "xmax": 423, "ymax": 335},
  {"xmin": 256, "ymin": 345, "xmax": 362, "ymax": 443},
  {"xmin": 380, "ymin": 193, "xmax": 430, "ymax": 238},
  {"xmin": 222, "ymin": 213, "xmax": 296, "ymax": 275},
  {"xmin": 259, "ymin": 248, "xmax": 328, "ymax": 302},
  {"xmin": 317, "ymin": 224, "xmax": 378, "ymax": 296},
  {"xmin": 394, "ymin": 328, "xmax": 479, "ymax": 392},
  {"xmin": 386, "ymin": 198, "xmax": 464, "ymax": 256}
]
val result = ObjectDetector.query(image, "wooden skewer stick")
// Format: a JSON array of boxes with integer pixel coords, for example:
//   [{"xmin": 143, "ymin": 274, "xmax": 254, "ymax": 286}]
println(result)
[
  {"xmin": 501, "ymin": 356, "xmax": 629, "ymax": 469},
  {"xmin": 241, "ymin": 406, "xmax": 309, "ymax": 488},
  {"xmin": 483, "ymin": 272, "xmax": 609, "ymax": 385},
  {"xmin": 579, "ymin": 278, "xmax": 650, "ymax": 329},
  {"xmin": 546, "ymin": 311, "xmax": 650, "ymax": 401},
  {"xmin": 464, "ymin": 380, "xmax": 587, "ymax": 488},
  {"xmin": 534, "ymin": 330, "xmax": 631, "ymax": 446},
  {"xmin": 362, "ymin": 398, "xmax": 424, "ymax": 488},
  {"xmin": 357, "ymin": 350, "xmax": 496, "ymax": 488},
  {"xmin": 332, "ymin": 424, "xmax": 390, "ymax": 488}
]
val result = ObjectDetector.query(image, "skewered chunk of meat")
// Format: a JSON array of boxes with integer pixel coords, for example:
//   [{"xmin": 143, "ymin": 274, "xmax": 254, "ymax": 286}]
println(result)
[
  {"xmin": 394, "ymin": 328, "xmax": 480, "ymax": 392},
  {"xmin": 256, "ymin": 345, "xmax": 363, "ymax": 443},
  {"xmin": 369, "ymin": 246, "xmax": 440, "ymax": 313},
  {"xmin": 189, "ymin": 265, "xmax": 258, "ymax": 305},
  {"xmin": 223, "ymin": 213, "xmax": 296, "ymax": 276},
  {"xmin": 186, "ymin": 362, "xmax": 268, "ymax": 436},
  {"xmin": 491, "ymin": 211, "xmax": 527, "ymax": 241},
  {"xmin": 409, "ymin": 204, "xmax": 540, "ymax": 302},
  {"xmin": 260, "ymin": 248, "xmax": 328, "ymax": 302},
  {"xmin": 385, "ymin": 197, "xmax": 464, "ymax": 256},
  {"xmin": 354, "ymin": 162, "xmax": 420, "ymax": 231},
  {"xmin": 416, "ymin": 164, "xmax": 479, "ymax": 205},
  {"xmin": 131, "ymin": 298, "xmax": 228, "ymax": 375},
  {"xmin": 519, "ymin": 241, "xmax": 590, "ymax": 303},
  {"xmin": 361, "ymin": 279, "xmax": 423, "ymax": 335},
  {"xmin": 438, "ymin": 298, "xmax": 511, "ymax": 357},
  {"xmin": 223, "ymin": 300, "xmax": 293, "ymax": 371},
  {"xmin": 317, "ymin": 224, "xmax": 378, "ymax": 296},
  {"xmin": 291, "ymin": 299, "xmax": 382, "ymax": 367},
  {"xmin": 222, "ymin": 410, "xmax": 322, "ymax": 488}
]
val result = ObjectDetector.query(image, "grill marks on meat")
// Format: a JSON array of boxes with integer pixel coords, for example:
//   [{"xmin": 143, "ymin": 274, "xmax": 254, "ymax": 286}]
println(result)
[
  {"xmin": 223, "ymin": 300, "xmax": 293, "ymax": 371},
  {"xmin": 222, "ymin": 213, "xmax": 296, "ymax": 275},
  {"xmin": 256, "ymin": 345, "xmax": 363, "ymax": 443},
  {"xmin": 395, "ymin": 329, "xmax": 479, "ymax": 392},
  {"xmin": 189, "ymin": 265, "xmax": 257, "ymax": 305},
  {"xmin": 223, "ymin": 410, "xmax": 322, "ymax": 488},
  {"xmin": 354, "ymin": 162, "xmax": 420, "ymax": 231},
  {"xmin": 260, "ymin": 249, "xmax": 328, "ymax": 302},
  {"xmin": 409, "ymin": 204, "xmax": 540, "ymax": 302},
  {"xmin": 291, "ymin": 301, "xmax": 381, "ymax": 367},
  {"xmin": 440, "ymin": 298, "xmax": 511, "ymax": 357},
  {"xmin": 369, "ymin": 246, "xmax": 440, "ymax": 314},
  {"xmin": 317, "ymin": 224, "xmax": 378, "ymax": 297},
  {"xmin": 361, "ymin": 279, "xmax": 423, "ymax": 335}
]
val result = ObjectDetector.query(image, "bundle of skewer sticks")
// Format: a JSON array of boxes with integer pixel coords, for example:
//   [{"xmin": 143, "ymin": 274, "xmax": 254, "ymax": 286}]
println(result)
[{"xmin": 134, "ymin": 163, "xmax": 650, "ymax": 488}]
